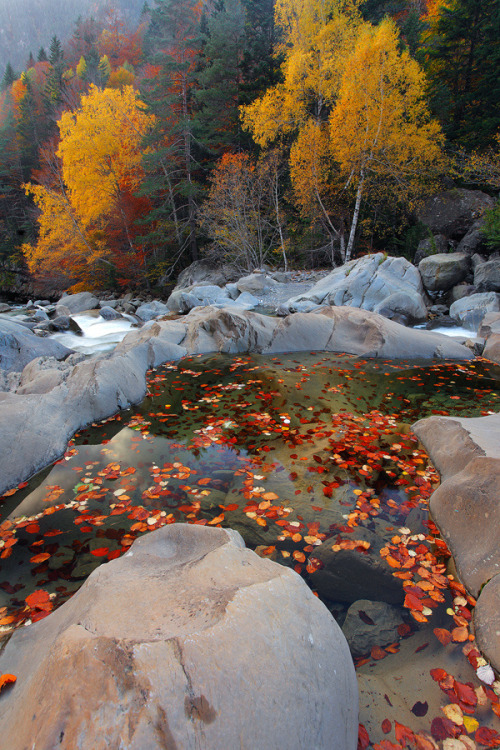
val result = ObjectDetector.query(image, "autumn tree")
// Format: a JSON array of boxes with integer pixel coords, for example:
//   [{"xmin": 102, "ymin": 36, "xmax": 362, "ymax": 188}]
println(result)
[
  {"xmin": 23, "ymin": 85, "xmax": 154, "ymax": 289},
  {"xmin": 243, "ymin": 2, "xmax": 444, "ymax": 261},
  {"xmin": 242, "ymin": 0, "xmax": 363, "ymax": 258},
  {"xmin": 200, "ymin": 151, "xmax": 287, "ymax": 270},
  {"xmin": 329, "ymin": 18, "xmax": 444, "ymax": 259}
]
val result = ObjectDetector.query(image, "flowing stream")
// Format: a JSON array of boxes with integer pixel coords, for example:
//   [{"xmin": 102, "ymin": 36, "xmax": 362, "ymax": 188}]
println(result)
[{"xmin": 1, "ymin": 351, "xmax": 499, "ymax": 745}]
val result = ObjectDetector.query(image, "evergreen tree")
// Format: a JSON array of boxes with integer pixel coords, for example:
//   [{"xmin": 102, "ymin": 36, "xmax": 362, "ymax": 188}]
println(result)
[
  {"xmin": 1, "ymin": 62, "xmax": 16, "ymax": 90},
  {"xmin": 195, "ymin": 0, "xmax": 246, "ymax": 155},
  {"xmin": 424, "ymin": 0, "xmax": 500, "ymax": 148},
  {"xmin": 44, "ymin": 35, "xmax": 66, "ymax": 113},
  {"xmin": 27, "ymin": 52, "xmax": 35, "ymax": 69},
  {"xmin": 239, "ymin": 0, "xmax": 280, "ymax": 106},
  {"xmin": 37, "ymin": 47, "xmax": 48, "ymax": 62},
  {"xmin": 97, "ymin": 55, "xmax": 112, "ymax": 86},
  {"xmin": 140, "ymin": 0, "xmax": 204, "ymax": 266}
]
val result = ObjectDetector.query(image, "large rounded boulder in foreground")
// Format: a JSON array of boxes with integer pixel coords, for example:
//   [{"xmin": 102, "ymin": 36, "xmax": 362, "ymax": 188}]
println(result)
[{"xmin": 0, "ymin": 524, "xmax": 358, "ymax": 750}]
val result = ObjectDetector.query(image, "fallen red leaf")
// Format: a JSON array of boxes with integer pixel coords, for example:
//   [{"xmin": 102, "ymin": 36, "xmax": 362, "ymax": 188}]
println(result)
[
  {"xmin": 381, "ymin": 718, "xmax": 392, "ymax": 734},
  {"xmin": 0, "ymin": 674, "xmax": 16, "ymax": 693},
  {"xmin": 475, "ymin": 727, "xmax": 500, "ymax": 747},
  {"xmin": 358, "ymin": 724, "xmax": 370, "ymax": 750},
  {"xmin": 433, "ymin": 628, "xmax": 452, "ymax": 646}
]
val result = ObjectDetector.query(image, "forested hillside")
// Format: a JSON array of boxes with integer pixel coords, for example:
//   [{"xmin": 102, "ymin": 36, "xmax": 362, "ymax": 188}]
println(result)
[
  {"xmin": 0, "ymin": 0, "xmax": 499, "ymax": 294},
  {"xmin": 0, "ymin": 0, "xmax": 144, "ymax": 72}
]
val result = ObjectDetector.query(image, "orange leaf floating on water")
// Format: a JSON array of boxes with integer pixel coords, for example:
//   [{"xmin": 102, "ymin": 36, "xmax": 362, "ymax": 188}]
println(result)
[
  {"xmin": 29, "ymin": 552, "xmax": 50, "ymax": 564},
  {"xmin": 224, "ymin": 503, "xmax": 239, "ymax": 512},
  {"xmin": 0, "ymin": 674, "xmax": 16, "ymax": 693},
  {"xmin": 25, "ymin": 590, "xmax": 52, "ymax": 611},
  {"xmin": 371, "ymin": 646, "xmax": 387, "ymax": 660},
  {"xmin": 107, "ymin": 550, "xmax": 121, "ymax": 561},
  {"xmin": 395, "ymin": 721, "xmax": 415, "ymax": 744},
  {"xmin": 434, "ymin": 628, "xmax": 452, "ymax": 645},
  {"xmin": 451, "ymin": 626, "xmax": 469, "ymax": 643},
  {"xmin": 90, "ymin": 547, "xmax": 109, "ymax": 557},
  {"xmin": 207, "ymin": 513, "xmax": 224, "ymax": 526},
  {"xmin": 262, "ymin": 492, "xmax": 279, "ymax": 501},
  {"xmin": 293, "ymin": 551, "xmax": 306, "ymax": 563}
]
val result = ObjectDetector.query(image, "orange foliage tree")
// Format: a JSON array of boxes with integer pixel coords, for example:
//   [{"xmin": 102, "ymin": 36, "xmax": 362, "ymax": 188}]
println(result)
[{"xmin": 23, "ymin": 85, "xmax": 154, "ymax": 290}]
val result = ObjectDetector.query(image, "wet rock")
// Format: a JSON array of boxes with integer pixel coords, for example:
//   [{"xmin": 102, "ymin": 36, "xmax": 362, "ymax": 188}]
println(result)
[
  {"xmin": 417, "ymin": 189, "xmax": 494, "ymax": 239},
  {"xmin": 474, "ymin": 258, "xmax": 500, "ymax": 292},
  {"xmin": 166, "ymin": 285, "xmax": 232, "ymax": 313},
  {"xmin": 99, "ymin": 299, "xmax": 119, "ymax": 309},
  {"xmin": 282, "ymin": 254, "xmax": 427, "ymax": 323},
  {"xmin": 0, "ymin": 302, "xmax": 12, "ymax": 313},
  {"xmin": 474, "ymin": 574, "xmax": 500, "ymax": 673},
  {"xmin": 341, "ymin": 600, "xmax": 405, "ymax": 657},
  {"xmin": 418, "ymin": 253, "xmax": 470, "ymax": 292},
  {"xmin": 449, "ymin": 292, "xmax": 500, "ymax": 331},
  {"xmin": 135, "ymin": 300, "xmax": 170, "ymax": 321},
  {"xmin": 48, "ymin": 315, "xmax": 83, "ymax": 334},
  {"xmin": 99, "ymin": 306, "xmax": 122, "ymax": 321},
  {"xmin": 428, "ymin": 457, "xmax": 500, "ymax": 598},
  {"xmin": 0, "ymin": 318, "xmax": 72, "ymax": 374},
  {"xmin": 56, "ymin": 291, "xmax": 99, "ymax": 314},
  {"xmin": 0, "ymin": 525, "xmax": 358, "ymax": 750},
  {"xmin": 308, "ymin": 527, "xmax": 404, "ymax": 605}
]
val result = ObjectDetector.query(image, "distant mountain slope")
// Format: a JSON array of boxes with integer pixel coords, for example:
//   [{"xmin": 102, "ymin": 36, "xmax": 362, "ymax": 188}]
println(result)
[{"xmin": 0, "ymin": 0, "xmax": 144, "ymax": 74}]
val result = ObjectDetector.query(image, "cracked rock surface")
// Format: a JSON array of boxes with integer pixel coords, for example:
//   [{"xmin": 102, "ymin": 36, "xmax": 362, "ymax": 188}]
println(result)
[{"xmin": 0, "ymin": 524, "xmax": 358, "ymax": 750}]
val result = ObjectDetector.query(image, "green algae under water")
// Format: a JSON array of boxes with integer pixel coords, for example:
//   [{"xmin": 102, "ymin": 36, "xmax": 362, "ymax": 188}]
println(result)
[{"xmin": 1, "ymin": 352, "xmax": 500, "ymax": 744}]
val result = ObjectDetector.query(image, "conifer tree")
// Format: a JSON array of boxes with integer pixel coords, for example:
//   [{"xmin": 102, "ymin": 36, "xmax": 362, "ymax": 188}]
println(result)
[
  {"xmin": 424, "ymin": 0, "xmax": 500, "ymax": 148},
  {"xmin": 1, "ymin": 63, "xmax": 16, "ymax": 90},
  {"xmin": 37, "ymin": 47, "xmax": 48, "ymax": 62}
]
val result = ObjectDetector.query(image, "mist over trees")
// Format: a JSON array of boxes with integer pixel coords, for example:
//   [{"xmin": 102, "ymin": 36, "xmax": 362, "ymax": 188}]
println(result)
[{"xmin": 0, "ymin": 0, "xmax": 144, "ymax": 73}]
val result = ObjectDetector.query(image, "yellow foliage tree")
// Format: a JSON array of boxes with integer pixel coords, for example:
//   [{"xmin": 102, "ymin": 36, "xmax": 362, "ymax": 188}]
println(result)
[
  {"xmin": 24, "ymin": 85, "xmax": 154, "ymax": 289},
  {"xmin": 242, "ymin": 3, "xmax": 445, "ymax": 262},
  {"xmin": 329, "ymin": 18, "xmax": 445, "ymax": 259}
]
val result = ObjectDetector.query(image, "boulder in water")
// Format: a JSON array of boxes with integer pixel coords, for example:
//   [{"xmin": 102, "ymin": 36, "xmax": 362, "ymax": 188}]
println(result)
[{"xmin": 0, "ymin": 524, "xmax": 358, "ymax": 750}]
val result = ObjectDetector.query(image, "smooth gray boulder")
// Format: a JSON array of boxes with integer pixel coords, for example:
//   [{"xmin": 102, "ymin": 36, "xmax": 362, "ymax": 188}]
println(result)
[
  {"xmin": 135, "ymin": 300, "xmax": 170, "ymax": 321},
  {"xmin": 418, "ymin": 252, "xmax": 470, "ymax": 292},
  {"xmin": 56, "ymin": 291, "xmax": 99, "ymax": 314},
  {"xmin": 172, "ymin": 259, "xmax": 241, "ymax": 289},
  {"xmin": 449, "ymin": 292, "xmax": 500, "ymax": 330},
  {"xmin": 166, "ymin": 285, "xmax": 232, "ymax": 313},
  {"xmin": 414, "ymin": 234, "xmax": 448, "ymax": 265},
  {"xmin": 483, "ymin": 333, "xmax": 500, "ymax": 364},
  {"xmin": 412, "ymin": 412, "xmax": 500, "ymax": 481},
  {"xmin": 236, "ymin": 272, "xmax": 279, "ymax": 295},
  {"xmin": 341, "ymin": 600, "xmax": 405, "ymax": 657},
  {"xmin": 417, "ymin": 189, "xmax": 494, "ymax": 239},
  {"xmin": 282, "ymin": 254, "xmax": 427, "ymax": 323},
  {"xmin": 474, "ymin": 258, "xmax": 500, "ymax": 292},
  {"xmin": 0, "ymin": 318, "xmax": 72, "ymax": 374},
  {"xmin": 0, "ymin": 524, "xmax": 358, "ymax": 750},
  {"xmin": 99, "ymin": 305, "xmax": 122, "ymax": 321},
  {"xmin": 475, "ymin": 575, "xmax": 500, "ymax": 673},
  {"xmin": 425, "ymin": 456, "xmax": 500, "ymax": 598}
]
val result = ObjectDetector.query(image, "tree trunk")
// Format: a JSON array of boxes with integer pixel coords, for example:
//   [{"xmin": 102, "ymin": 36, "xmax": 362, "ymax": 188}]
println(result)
[{"xmin": 345, "ymin": 168, "xmax": 365, "ymax": 263}]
